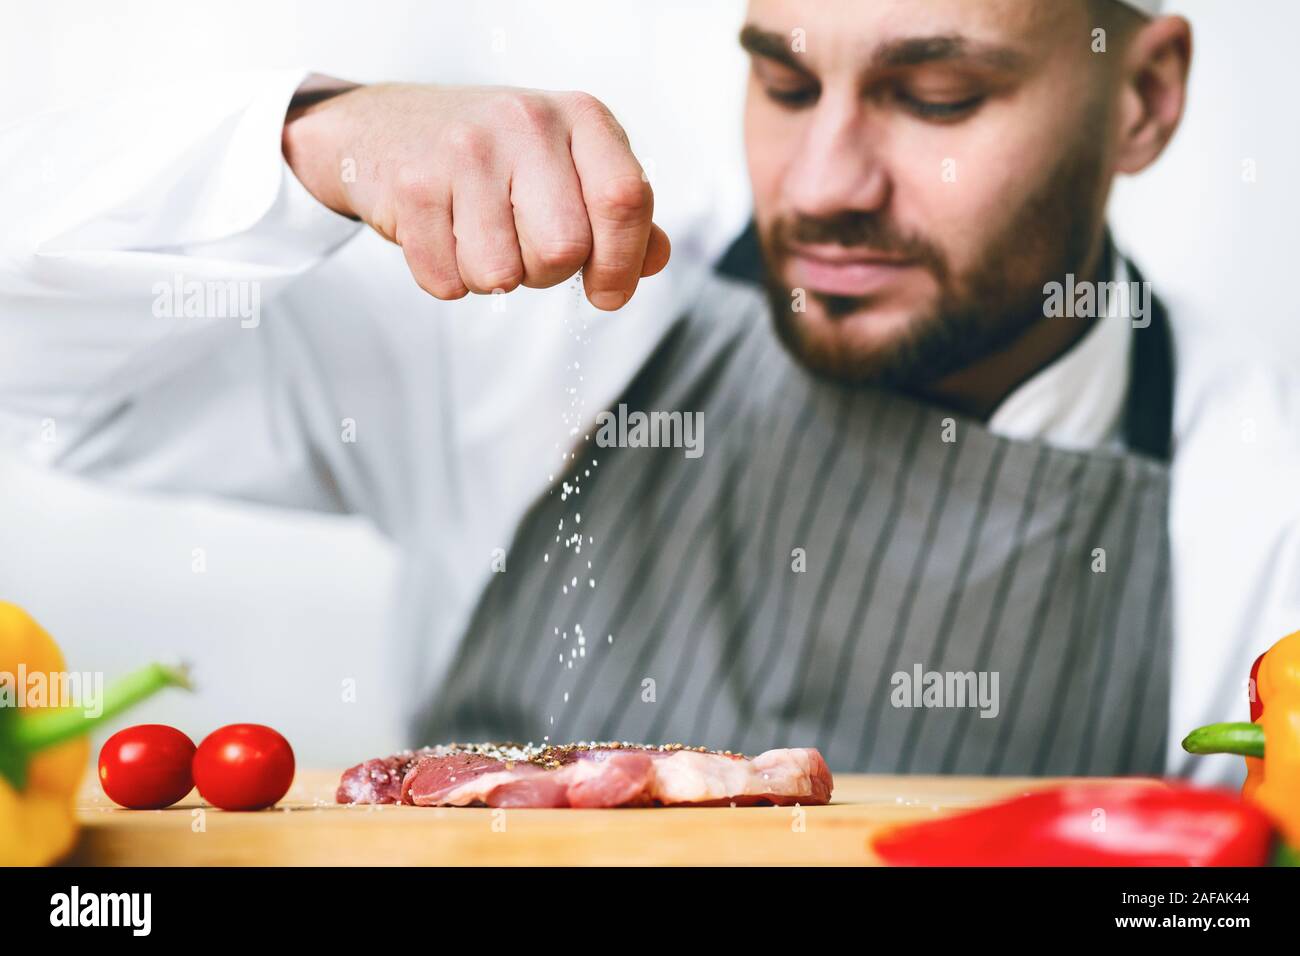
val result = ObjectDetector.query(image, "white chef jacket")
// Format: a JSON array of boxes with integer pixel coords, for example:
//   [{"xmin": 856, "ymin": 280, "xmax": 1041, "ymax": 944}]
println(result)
[{"xmin": 2, "ymin": 70, "xmax": 1298, "ymax": 784}]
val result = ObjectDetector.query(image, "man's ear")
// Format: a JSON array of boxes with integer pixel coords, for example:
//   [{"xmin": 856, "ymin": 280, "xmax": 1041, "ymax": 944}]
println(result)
[{"xmin": 1113, "ymin": 16, "xmax": 1193, "ymax": 175}]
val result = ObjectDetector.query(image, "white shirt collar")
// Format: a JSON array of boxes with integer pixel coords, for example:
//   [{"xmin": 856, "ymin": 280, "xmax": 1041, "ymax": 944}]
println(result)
[{"xmin": 986, "ymin": 254, "xmax": 1134, "ymax": 452}]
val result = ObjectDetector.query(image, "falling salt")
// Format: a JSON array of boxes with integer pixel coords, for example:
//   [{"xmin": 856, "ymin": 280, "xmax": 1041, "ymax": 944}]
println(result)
[{"xmin": 544, "ymin": 273, "xmax": 606, "ymax": 723}]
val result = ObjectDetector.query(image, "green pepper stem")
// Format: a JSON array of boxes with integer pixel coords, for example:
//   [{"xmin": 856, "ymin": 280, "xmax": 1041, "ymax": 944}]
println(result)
[
  {"xmin": 1180, "ymin": 722, "xmax": 1264, "ymax": 759},
  {"xmin": 12, "ymin": 662, "xmax": 192, "ymax": 753},
  {"xmin": 1275, "ymin": 843, "xmax": 1300, "ymax": 867}
]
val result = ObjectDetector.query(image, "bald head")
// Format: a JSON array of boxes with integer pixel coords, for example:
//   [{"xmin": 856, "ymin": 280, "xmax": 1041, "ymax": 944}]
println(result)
[{"xmin": 1088, "ymin": 0, "xmax": 1147, "ymax": 45}]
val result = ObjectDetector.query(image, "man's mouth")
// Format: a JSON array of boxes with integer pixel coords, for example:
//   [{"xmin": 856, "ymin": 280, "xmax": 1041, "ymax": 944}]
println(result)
[{"xmin": 786, "ymin": 245, "xmax": 917, "ymax": 298}]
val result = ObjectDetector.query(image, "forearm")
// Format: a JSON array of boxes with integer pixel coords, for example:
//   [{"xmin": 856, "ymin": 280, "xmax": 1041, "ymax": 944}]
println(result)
[{"xmin": 0, "ymin": 70, "xmax": 361, "ymax": 511}]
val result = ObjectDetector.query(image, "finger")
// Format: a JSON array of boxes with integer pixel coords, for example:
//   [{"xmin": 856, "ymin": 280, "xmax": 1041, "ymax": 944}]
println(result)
[
  {"xmin": 566, "ymin": 95, "xmax": 655, "ymax": 311},
  {"xmin": 640, "ymin": 223, "xmax": 671, "ymax": 278},
  {"xmin": 393, "ymin": 176, "xmax": 467, "ymax": 300},
  {"xmin": 446, "ymin": 125, "xmax": 525, "ymax": 295},
  {"xmin": 511, "ymin": 138, "xmax": 593, "ymax": 289}
]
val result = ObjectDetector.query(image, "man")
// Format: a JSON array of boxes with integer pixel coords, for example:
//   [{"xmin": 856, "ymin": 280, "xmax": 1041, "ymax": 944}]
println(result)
[{"xmin": 1, "ymin": 1, "xmax": 1294, "ymax": 779}]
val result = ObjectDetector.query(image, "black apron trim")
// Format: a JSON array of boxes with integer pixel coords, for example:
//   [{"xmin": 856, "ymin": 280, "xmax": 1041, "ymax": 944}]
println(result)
[
  {"xmin": 713, "ymin": 221, "xmax": 1175, "ymax": 463},
  {"xmin": 1122, "ymin": 263, "xmax": 1175, "ymax": 462},
  {"xmin": 716, "ymin": 219, "xmax": 764, "ymax": 286}
]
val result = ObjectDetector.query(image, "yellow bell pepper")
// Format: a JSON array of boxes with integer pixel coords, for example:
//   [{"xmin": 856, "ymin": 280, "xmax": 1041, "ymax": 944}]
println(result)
[
  {"xmin": 0, "ymin": 602, "xmax": 188, "ymax": 866},
  {"xmin": 1182, "ymin": 628, "xmax": 1300, "ymax": 860},
  {"xmin": 1252, "ymin": 629, "xmax": 1300, "ymax": 847}
]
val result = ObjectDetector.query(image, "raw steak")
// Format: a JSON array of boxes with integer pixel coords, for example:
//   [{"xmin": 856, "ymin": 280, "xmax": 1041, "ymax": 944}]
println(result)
[
  {"xmin": 337, "ymin": 742, "xmax": 833, "ymax": 808},
  {"xmin": 334, "ymin": 748, "xmax": 438, "ymax": 805}
]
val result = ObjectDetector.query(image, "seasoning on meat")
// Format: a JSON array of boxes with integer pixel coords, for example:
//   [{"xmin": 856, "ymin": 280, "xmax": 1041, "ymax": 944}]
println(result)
[{"xmin": 337, "ymin": 742, "xmax": 833, "ymax": 808}]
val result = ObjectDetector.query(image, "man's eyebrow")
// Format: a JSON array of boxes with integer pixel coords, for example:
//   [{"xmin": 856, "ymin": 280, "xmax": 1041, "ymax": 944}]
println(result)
[
  {"xmin": 871, "ymin": 35, "xmax": 1029, "ymax": 71},
  {"xmin": 740, "ymin": 26, "xmax": 1031, "ymax": 74},
  {"xmin": 738, "ymin": 25, "xmax": 809, "ymax": 72}
]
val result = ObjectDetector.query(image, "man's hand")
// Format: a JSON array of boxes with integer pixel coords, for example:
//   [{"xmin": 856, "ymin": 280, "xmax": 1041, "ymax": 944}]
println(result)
[{"xmin": 282, "ymin": 83, "xmax": 670, "ymax": 311}]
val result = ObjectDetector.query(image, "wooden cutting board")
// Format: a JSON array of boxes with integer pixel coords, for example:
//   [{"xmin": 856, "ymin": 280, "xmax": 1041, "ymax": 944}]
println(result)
[{"xmin": 68, "ymin": 770, "xmax": 1098, "ymax": 866}]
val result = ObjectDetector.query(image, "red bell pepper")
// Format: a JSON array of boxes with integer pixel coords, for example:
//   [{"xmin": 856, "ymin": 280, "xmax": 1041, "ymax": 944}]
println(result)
[
  {"xmin": 872, "ymin": 782, "xmax": 1273, "ymax": 867},
  {"xmin": 1250, "ymin": 651, "xmax": 1265, "ymax": 723}
]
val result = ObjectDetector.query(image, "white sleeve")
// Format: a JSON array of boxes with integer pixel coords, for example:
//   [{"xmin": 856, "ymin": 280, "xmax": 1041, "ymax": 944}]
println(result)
[
  {"xmin": 1167, "ymin": 323, "xmax": 1300, "ymax": 785},
  {"xmin": 0, "ymin": 70, "xmax": 362, "ymax": 510}
]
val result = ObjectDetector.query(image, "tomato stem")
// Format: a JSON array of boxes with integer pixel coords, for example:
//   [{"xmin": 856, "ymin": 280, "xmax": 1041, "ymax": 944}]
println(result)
[{"xmin": 12, "ymin": 662, "xmax": 192, "ymax": 754}]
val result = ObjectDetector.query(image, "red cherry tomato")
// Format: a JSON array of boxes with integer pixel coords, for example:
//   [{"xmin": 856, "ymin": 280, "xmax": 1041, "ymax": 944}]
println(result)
[
  {"xmin": 192, "ymin": 723, "xmax": 295, "ymax": 810},
  {"xmin": 98, "ymin": 724, "xmax": 196, "ymax": 809}
]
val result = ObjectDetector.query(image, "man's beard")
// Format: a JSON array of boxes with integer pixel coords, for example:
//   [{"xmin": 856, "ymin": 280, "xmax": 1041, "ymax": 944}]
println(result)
[{"xmin": 759, "ymin": 142, "xmax": 1108, "ymax": 390}]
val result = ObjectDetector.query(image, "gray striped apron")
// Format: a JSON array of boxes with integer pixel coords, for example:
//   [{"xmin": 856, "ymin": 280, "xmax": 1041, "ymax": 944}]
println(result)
[{"xmin": 417, "ymin": 246, "xmax": 1175, "ymax": 776}]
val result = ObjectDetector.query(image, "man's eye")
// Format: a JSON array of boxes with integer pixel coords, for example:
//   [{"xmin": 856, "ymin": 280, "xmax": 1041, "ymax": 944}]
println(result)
[
  {"xmin": 764, "ymin": 85, "xmax": 819, "ymax": 109},
  {"xmin": 896, "ymin": 91, "xmax": 985, "ymax": 121}
]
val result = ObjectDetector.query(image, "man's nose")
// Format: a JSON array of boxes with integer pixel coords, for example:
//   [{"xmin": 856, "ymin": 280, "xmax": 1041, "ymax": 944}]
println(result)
[{"xmin": 783, "ymin": 95, "xmax": 890, "ymax": 221}]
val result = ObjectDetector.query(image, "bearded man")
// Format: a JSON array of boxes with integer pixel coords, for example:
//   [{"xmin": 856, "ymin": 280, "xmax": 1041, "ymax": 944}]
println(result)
[{"xmin": 5, "ymin": 0, "xmax": 1294, "ymax": 780}]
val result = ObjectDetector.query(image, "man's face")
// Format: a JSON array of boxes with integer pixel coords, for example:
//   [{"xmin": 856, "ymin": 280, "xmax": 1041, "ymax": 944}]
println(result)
[{"xmin": 743, "ymin": 0, "xmax": 1122, "ymax": 387}]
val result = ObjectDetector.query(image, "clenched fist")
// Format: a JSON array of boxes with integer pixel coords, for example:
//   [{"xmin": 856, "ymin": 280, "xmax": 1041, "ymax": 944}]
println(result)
[{"xmin": 282, "ymin": 82, "xmax": 671, "ymax": 311}]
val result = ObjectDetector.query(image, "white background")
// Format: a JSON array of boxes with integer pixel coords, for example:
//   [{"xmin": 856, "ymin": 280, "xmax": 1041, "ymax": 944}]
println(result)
[{"xmin": 1, "ymin": 0, "xmax": 1296, "ymax": 765}]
